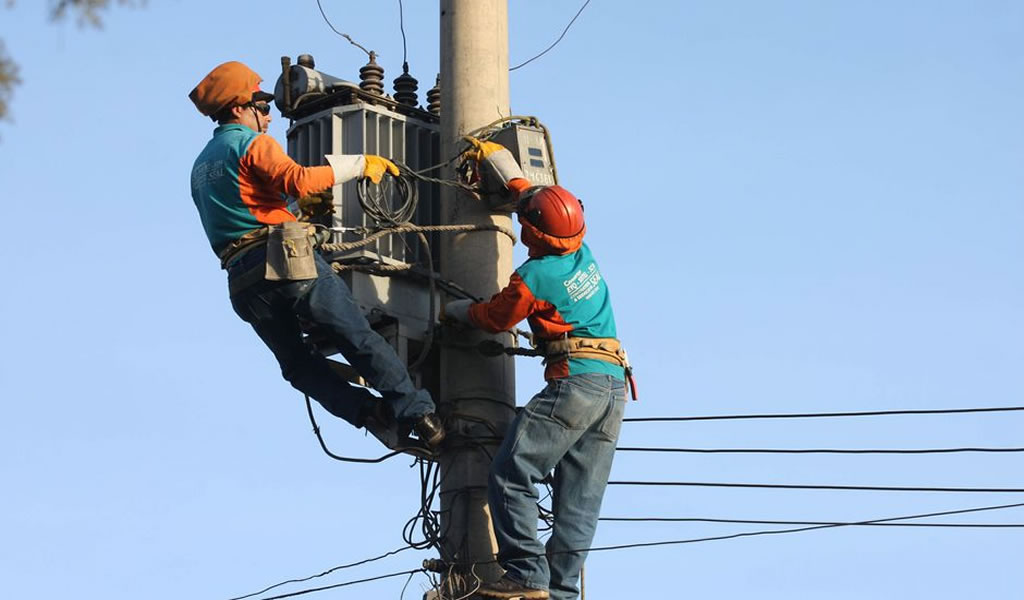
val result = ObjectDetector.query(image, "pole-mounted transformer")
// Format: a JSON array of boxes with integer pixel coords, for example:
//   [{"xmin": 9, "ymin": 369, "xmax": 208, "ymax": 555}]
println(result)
[{"xmin": 273, "ymin": 53, "xmax": 442, "ymax": 388}]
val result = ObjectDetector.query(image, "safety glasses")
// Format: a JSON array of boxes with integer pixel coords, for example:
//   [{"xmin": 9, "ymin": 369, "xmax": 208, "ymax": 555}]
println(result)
[{"xmin": 248, "ymin": 101, "xmax": 271, "ymax": 116}]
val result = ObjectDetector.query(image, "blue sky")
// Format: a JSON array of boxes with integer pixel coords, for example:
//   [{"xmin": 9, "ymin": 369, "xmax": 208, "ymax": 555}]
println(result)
[{"xmin": 2, "ymin": 1, "xmax": 1023, "ymax": 598}]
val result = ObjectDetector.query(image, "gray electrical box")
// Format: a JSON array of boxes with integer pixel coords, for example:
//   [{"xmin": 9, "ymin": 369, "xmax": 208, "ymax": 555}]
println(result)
[
  {"xmin": 491, "ymin": 123, "xmax": 556, "ymax": 187},
  {"xmin": 481, "ymin": 123, "xmax": 557, "ymax": 211}
]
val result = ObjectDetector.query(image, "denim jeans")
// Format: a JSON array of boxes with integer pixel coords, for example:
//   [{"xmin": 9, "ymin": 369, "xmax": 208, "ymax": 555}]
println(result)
[
  {"xmin": 227, "ymin": 246, "xmax": 434, "ymax": 426},
  {"xmin": 488, "ymin": 372, "xmax": 626, "ymax": 600}
]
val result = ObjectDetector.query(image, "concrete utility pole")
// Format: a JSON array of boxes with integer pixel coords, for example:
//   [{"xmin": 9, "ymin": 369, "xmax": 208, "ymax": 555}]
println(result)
[{"xmin": 438, "ymin": 0, "xmax": 513, "ymax": 590}]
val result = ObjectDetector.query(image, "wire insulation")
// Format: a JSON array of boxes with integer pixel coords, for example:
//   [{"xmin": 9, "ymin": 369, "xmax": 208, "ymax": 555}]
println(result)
[
  {"xmin": 623, "ymin": 405, "xmax": 1024, "ymax": 423},
  {"xmin": 510, "ymin": 0, "xmax": 592, "ymax": 71},
  {"xmin": 607, "ymin": 481, "xmax": 1024, "ymax": 493}
]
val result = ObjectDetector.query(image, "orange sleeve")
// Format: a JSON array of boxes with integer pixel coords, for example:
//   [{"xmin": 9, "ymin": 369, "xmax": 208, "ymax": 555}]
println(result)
[
  {"xmin": 242, "ymin": 135, "xmax": 335, "ymax": 198},
  {"xmin": 468, "ymin": 272, "xmax": 538, "ymax": 333}
]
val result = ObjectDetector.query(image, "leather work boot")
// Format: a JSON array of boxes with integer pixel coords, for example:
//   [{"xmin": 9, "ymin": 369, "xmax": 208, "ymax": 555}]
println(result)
[
  {"xmin": 413, "ymin": 413, "xmax": 446, "ymax": 448},
  {"xmin": 477, "ymin": 577, "xmax": 549, "ymax": 599}
]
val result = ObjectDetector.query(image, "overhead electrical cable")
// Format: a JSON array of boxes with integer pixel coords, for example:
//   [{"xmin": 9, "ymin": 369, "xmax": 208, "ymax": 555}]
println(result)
[
  {"xmin": 253, "ymin": 568, "xmax": 425, "ymax": 600},
  {"xmin": 616, "ymin": 445, "xmax": 1024, "ymax": 455},
  {"xmin": 442, "ymin": 501, "xmax": 1024, "ymax": 570},
  {"xmin": 607, "ymin": 480, "xmax": 1024, "ymax": 493},
  {"xmin": 398, "ymin": 0, "xmax": 408, "ymax": 65},
  {"xmin": 509, "ymin": 0, "xmax": 592, "ymax": 71},
  {"xmin": 623, "ymin": 405, "xmax": 1024, "ymax": 423},
  {"xmin": 571, "ymin": 501, "xmax": 1024, "ymax": 557},
  {"xmin": 227, "ymin": 545, "xmax": 415, "ymax": 600},
  {"xmin": 599, "ymin": 516, "xmax": 1024, "ymax": 528},
  {"xmin": 316, "ymin": 0, "xmax": 374, "ymax": 57},
  {"xmin": 234, "ymin": 504, "xmax": 1024, "ymax": 600}
]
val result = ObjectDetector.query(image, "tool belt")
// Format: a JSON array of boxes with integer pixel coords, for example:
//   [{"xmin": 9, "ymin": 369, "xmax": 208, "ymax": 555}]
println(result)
[
  {"xmin": 541, "ymin": 336, "xmax": 638, "ymax": 400},
  {"xmin": 219, "ymin": 222, "xmax": 323, "ymax": 296},
  {"xmin": 218, "ymin": 226, "xmax": 270, "ymax": 269}
]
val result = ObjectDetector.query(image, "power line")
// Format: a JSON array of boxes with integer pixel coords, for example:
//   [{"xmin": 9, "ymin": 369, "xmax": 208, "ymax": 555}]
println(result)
[
  {"xmin": 509, "ymin": 0, "xmax": 592, "ymax": 72},
  {"xmin": 576, "ymin": 502, "xmax": 1024, "ymax": 556},
  {"xmin": 316, "ymin": 0, "xmax": 374, "ymax": 57},
  {"xmin": 398, "ymin": 0, "xmax": 408, "ymax": 65},
  {"xmin": 607, "ymin": 480, "xmax": 1024, "ymax": 493},
  {"xmin": 600, "ymin": 516, "xmax": 1024, "ymax": 528},
  {"xmin": 623, "ymin": 405, "xmax": 1024, "ymax": 423},
  {"xmin": 447, "ymin": 501, "xmax": 1024, "ymax": 569},
  {"xmin": 255, "ymin": 568, "xmax": 425, "ymax": 600},
  {"xmin": 239, "ymin": 504, "xmax": 1024, "ymax": 600},
  {"xmin": 617, "ymin": 446, "xmax": 1024, "ymax": 455},
  {"xmin": 227, "ymin": 546, "xmax": 415, "ymax": 600}
]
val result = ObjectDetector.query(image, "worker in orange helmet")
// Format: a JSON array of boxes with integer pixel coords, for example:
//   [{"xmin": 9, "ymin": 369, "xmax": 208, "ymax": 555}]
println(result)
[
  {"xmin": 189, "ymin": 61, "xmax": 443, "ymax": 451},
  {"xmin": 445, "ymin": 139, "xmax": 634, "ymax": 600}
]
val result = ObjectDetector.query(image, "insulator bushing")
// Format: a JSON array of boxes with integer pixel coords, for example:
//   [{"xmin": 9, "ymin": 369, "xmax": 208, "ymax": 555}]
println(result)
[
  {"xmin": 297, "ymin": 54, "xmax": 315, "ymax": 69},
  {"xmin": 393, "ymin": 62, "xmax": 419, "ymax": 107},
  {"xmin": 427, "ymin": 75, "xmax": 441, "ymax": 115},
  {"xmin": 359, "ymin": 52, "xmax": 384, "ymax": 95}
]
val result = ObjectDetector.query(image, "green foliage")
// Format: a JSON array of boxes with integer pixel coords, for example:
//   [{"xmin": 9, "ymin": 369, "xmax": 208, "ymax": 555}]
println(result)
[
  {"xmin": 50, "ymin": 0, "xmax": 137, "ymax": 28},
  {"xmin": 0, "ymin": 41, "xmax": 20, "ymax": 122}
]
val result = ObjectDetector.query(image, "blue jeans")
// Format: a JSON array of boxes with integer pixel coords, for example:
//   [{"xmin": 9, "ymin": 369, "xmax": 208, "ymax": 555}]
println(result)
[
  {"xmin": 488, "ymin": 373, "xmax": 626, "ymax": 600},
  {"xmin": 227, "ymin": 246, "xmax": 434, "ymax": 426}
]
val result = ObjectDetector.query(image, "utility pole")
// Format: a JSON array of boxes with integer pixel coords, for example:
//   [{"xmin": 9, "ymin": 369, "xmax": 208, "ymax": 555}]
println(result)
[{"xmin": 438, "ymin": 0, "xmax": 513, "ymax": 592}]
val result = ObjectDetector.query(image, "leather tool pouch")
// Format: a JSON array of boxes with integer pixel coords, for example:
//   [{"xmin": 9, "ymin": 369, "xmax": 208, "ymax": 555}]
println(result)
[{"xmin": 265, "ymin": 221, "xmax": 318, "ymax": 281}]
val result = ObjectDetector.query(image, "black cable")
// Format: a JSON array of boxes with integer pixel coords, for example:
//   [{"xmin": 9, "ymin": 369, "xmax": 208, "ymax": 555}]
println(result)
[
  {"xmin": 576, "ymin": 502, "xmax": 1024, "ymax": 557},
  {"xmin": 447, "ymin": 501, "xmax": 1024, "ymax": 569},
  {"xmin": 227, "ymin": 546, "xmax": 415, "ymax": 600},
  {"xmin": 403, "ymin": 457, "xmax": 445, "ymax": 551},
  {"xmin": 398, "ymin": 0, "xmax": 408, "ymax": 65},
  {"xmin": 399, "ymin": 570, "xmax": 417, "ymax": 600},
  {"xmin": 255, "ymin": 568, "xmax": 425, "ymax": 600},
  {"xmin": 599, "ymin": 516, "xmax": 1024, "ymax": 528},
  {"xmin": 616, "ymin": 446, "xmax": 1024, "ymax": 455},
  {"xmin": 509, "ymin": 0, "xmax": 592, "ymax": 72},
  {"xmin": 357, "ymin": 171, "xmax": 418, "ymax": 226},
  {"xmin": 304, "ymin": 395, "xmax": 402, "ymax": 464},
  {"xmin": 623, "ymin": 405, "xmax": 1024, "ymax": 423},
  {"xmin": 316, "ymin": 0, "xmax": 373, "ymax": 57},
  {"xmin": 607, "ymin": 480, "xmax": 1024, "ymax": 493}
]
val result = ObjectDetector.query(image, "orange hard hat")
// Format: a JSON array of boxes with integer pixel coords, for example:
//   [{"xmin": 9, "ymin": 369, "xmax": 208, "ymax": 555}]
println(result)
[
  {"xmin": 517, "ymin": 185, "xmax": 585, "ymax": 238},
  {"xmin": 189, "ymin": 61, "xmax": 274, "ymax": 117}
]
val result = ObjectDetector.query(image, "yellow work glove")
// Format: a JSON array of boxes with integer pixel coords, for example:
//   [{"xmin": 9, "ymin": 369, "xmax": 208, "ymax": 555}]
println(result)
[
  {"xmin": 363, "ymin": 155, "xmax": 400, "ymax": 184},
  {"xmin": 297, "ymin": 189, "xmax": 334, "ymax": 219},
  {"xmin": 461, "ymin": 135, "xmax": 525, "ymax": 188},
  {"xmin": 461, "ymin": 136, "xmax": 507, "ymax": 163}
]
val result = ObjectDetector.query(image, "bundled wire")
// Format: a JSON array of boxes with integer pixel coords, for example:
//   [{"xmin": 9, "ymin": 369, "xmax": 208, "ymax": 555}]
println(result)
[
  {"xmin": 357, "ymin": 170, "xmax": 419, "ymax": 226},
  {"xmin": 403, "ymin": 458, "xmax": 445, "ymax": 550}
]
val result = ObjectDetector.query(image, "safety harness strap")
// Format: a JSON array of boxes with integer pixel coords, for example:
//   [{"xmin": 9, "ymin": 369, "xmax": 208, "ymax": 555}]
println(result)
[
  {"xmin": 542, "ymin": 336, "xmax": 639, "ymax": 401},
  {"xmin": 217, "ymin": 226, "xmax": 270, "ymax": 269}
]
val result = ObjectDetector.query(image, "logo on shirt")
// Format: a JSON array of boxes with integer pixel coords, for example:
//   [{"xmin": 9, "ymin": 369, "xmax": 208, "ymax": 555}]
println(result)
[
  {"xmin": 564, "ymin": 263, "xmax": 602, "ymax": 303},
  {"xmin": 191, "ymin": 159, "xmax": 227, "ymax": 193}
]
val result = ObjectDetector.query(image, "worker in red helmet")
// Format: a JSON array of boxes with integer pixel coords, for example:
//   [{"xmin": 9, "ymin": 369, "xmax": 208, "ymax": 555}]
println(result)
[
  {"xmin": 189, "ymin": 61, "xmax": 444, "ymax": 451},
  {"xmin": 445, "ymin": 139, "xmax": 634, "ymax": 600}
]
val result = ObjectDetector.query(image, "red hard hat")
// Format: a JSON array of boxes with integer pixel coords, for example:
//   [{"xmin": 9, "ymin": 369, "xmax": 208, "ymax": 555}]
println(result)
[{"xmin": 517, "ymin": 185, "xmax": 584, "ymax": 238}]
